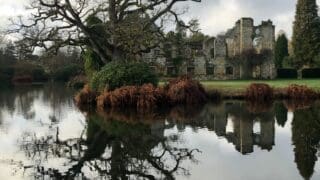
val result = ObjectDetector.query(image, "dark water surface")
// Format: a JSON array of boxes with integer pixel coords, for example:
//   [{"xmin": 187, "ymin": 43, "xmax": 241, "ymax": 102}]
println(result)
[{"xmin": 0, "ymin": 83, "xmax": 320, "ymax": 180}]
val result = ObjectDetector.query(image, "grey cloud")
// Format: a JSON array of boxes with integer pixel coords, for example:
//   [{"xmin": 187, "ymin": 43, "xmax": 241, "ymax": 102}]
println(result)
[{"xmin": 179, "ymin": 0, "xmax": 320, "ymax": 38}]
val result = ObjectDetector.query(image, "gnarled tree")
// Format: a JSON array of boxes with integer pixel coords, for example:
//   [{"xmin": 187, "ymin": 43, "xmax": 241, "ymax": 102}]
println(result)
[{"xmin": 10, "ymin": 0, "xmax": 202, "ymax": 64}]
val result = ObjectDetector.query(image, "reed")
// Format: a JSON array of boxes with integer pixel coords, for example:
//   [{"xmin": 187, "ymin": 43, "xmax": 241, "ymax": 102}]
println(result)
[
  {"xmin": 245, "ymin": 83, "xmax": 274, "ymax": 101},
  {"xmin": 164, "ymin": 76, "xmax": 208, "ymax": 105},
  {"xmin": 286, "ymin": 84, "xmax": 318, "ymax": 100},
  {"xmin": 75, "ymin": 84, "xmax": 98, "ymax": 106}
]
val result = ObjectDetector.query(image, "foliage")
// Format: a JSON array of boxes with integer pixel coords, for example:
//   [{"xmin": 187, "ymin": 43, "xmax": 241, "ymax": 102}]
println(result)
[
  {"xmin": 275, "ymin": 34, "xmax": 289, "ymax": 68},
  {"xmin": 286, "ymin": 84, "xmax": 319, "ymax": 100},
  {"xmin": 13, "ymin": 62, "xmax": 49, "ymax": 82},
  {"xmin": 274, "ymin": 102, "xmax": 288, "ymax": 127},
  {"xmin": 96, "ymin": 84, "xmax": 165, "ymax": 110},
  {"xmin": 90, "ymin": 62, "xmax": 159, "ymax": 91},
  {"xmin": 12, "ymin": 75, "xmax": 33, "ymax": 83},
  {"xmin": 302, "ymin": 68, "xmax": 320, "ymax": 78},
  {"xmin": 245, "ymin": 83, "xmax": 274, "ymax": 101},
  {"xmin": 31, "ymin": 67, "xmax": 49, "ymax": 82},
  {"xmin": 164, "ymin": 76, "xmax": 208, "ymax": 105},
  {"xmin": 67, "ymin": 75, "xmax": 87, "ymax": 88},
  {"xmin": 282, "ymin": 56, "xmax": 294, "ymax": 68},
  {"xmin": 41, "ymin": 49, "xmax": 82, "ymax": 74},
  {"xmin": 53, "ymin": 64, "xmax": 82, "ymax": 82},
  {"xmin": 171, "ymin": 56, "xmax": 184, "ymax": 75},
  {"xmin": 75, "ymin": 84, "xmax": 98, "ymax": 106},
  {"xmin": 239, "ymin": 48, "xmax": 272, "ymax": 66},
  {"xmin": 315, "ymin": 54, "xmax": 320, "ymax": 67},
  {"xmin": 13, "ymin": 0, "xmax": 201, "ymax": 63},
  {"xmin": 292, "ymin": 0, "xmax": 320, "ymax": 68},
  {"xmin": 83, "ymin": 49, "xmax": 102, "ymax": 80},
  {"xmin": 0, "ymin": 67, "xmax": 14, "ymax": 84},
  {"xmin": 277, "ymin": 69, "xmax": 298, "ymax": 79},
  {"xmin": 292, "ymin": 105, "xmax": 320, "ymax": 180}
]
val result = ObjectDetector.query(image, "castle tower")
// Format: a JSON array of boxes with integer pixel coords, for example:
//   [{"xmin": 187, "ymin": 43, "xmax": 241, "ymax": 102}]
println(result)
[
  {"xmin": 257, "ymin": 20, "xmax": 275, "ymax": 52},
  {"xmin": 240, "ymin": 18, "xmax": 254, "ymax": 52}
]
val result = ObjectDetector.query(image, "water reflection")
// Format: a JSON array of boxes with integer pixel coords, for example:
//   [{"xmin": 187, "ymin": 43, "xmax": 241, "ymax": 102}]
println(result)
[
  {"xmin": 292, "ymin": 105, "xmax": 320, "ymax": 180},
  {"xmin": 0, "ymin": 84, "xmax": 320, "ymax": 179}
]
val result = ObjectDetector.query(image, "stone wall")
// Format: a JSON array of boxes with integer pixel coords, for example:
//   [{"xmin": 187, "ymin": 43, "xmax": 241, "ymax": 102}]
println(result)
[{"xmin": 143, "ymin": 17, "xmax": 277, "ymax": 80}]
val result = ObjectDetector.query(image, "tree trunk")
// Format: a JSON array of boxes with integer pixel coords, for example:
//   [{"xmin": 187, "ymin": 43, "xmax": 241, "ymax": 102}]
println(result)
[{"xmin": 297, "ymin": 68, "xmax": 303, "ymax": 79}]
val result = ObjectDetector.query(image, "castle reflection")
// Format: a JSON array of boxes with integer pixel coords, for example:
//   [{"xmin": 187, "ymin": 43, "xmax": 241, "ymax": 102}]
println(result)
[{"xmin": 165, "ymin": 102, "xmax": 277, "ymax": 155}]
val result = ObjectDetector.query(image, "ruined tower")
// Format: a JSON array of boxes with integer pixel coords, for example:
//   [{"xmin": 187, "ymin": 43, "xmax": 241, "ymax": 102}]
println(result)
[{"xmin": 240, "ymin": 18, "xmax": 254, "ymax": 52}]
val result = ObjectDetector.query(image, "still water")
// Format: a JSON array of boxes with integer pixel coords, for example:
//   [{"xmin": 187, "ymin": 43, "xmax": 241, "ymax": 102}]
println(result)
[{"xmin": 0, "ymin": 83, "xmax": 319, "ymax": 180}]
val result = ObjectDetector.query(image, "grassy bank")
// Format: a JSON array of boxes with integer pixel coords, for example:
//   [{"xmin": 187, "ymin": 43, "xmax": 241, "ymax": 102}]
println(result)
[
  {"xmin": 160, "ymin": 79, "xmax": 320, "ymax": 98},
  {"xmin": 201, "ymin": 79, "xmax": 320, "ymax": 93}
]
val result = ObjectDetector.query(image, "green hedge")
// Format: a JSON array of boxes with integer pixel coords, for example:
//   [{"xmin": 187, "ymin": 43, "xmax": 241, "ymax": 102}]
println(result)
[
  {"xmin": 277, "ymin": 69, "xmax": 298, "ymax": 79},
  {"xmin": 53, "ymin": 64, "xmax": 82, "ymax": 81},
  {"xmin": 32, "ymin": 67, "xmax": 49, "ymax": 82},
  {"xmin": 0, "ymin": 67, "xmax": 14, "ymax": 84},
  {"xmin": 91, "ymin": 61, "xmax": 158, "ymax": 91},
  {"xmin": 302, "ymin": 68, "xmax": 320, "ymax": 78}
]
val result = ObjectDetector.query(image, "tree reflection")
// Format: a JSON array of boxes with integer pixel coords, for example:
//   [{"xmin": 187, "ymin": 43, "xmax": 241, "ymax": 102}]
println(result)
[
  {"xmin": 292, "ymin": 102, "xmax": 320, "ymax": 180},
  {"xmin": 274, "ymin": 102, "xmax": 288, "ymax": 127},
  {"xmin": 0, "ymin": 83, "xmax": 77, "ymax": 122},
  {"xmin": 17, "ymin": 111, "xmax": 200, "ymax": 179},
  {"xmin": 4, "ymin": 88, "xmax": 320, "ymax": 180}
]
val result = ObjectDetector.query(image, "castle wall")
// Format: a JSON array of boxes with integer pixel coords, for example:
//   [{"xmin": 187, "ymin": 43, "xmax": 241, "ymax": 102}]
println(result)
[
  {"xmin": 144, "ymin": 17, "xmax": 277, "ymax": 80},
  {"xmin": 194, "ymin": 56, "xmax": 206, "ymax": 76},
  {"xmin": 240, "ymin": 18, "xmax": 254, "ymax": 53}
]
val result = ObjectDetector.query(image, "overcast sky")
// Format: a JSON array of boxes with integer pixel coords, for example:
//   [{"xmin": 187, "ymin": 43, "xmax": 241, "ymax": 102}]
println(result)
[{"xmin": 0, "ymin": 0, "xmax": 319, "ymax": 39}]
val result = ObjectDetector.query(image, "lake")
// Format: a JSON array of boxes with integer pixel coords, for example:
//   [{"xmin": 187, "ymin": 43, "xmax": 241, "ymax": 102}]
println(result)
[{"xmin": 0, "ymin": 83, "xmax": 319, "ymax": 180}]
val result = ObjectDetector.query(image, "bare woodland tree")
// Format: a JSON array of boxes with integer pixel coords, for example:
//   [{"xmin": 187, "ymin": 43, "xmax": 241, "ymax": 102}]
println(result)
[{"xmin": 10, "ymin": 0, "xmax": 201, "ymax": 64}]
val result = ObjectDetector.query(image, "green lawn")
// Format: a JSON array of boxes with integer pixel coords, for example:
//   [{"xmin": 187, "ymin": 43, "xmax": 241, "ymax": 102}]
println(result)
[
  {"xmin": 201, "ymin": 79, "xmax": 320, "ymax": 92},
  {"xmin": 161, "ymin": 79, "xmax": 320, "ymax": 93}
]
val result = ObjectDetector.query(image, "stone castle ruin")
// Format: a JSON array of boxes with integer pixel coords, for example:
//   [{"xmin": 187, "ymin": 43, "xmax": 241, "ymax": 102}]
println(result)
[{"xmin": 144, "ymin": 17, "xmax": 277, "ymax": 80}]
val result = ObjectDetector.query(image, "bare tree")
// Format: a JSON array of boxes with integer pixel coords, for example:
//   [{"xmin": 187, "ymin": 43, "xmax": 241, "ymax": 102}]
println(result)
[{"xmin": 10, "ymin": 0, "xmax": 202, "ymax": 63}]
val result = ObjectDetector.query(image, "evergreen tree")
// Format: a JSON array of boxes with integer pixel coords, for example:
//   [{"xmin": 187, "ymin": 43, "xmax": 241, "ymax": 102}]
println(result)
[
  {"xmin": 274, "ymin": 33, "xmax": 289, "ymax": 68},
  {"xmin": 292, "ymin": 0, "xmax": 320, "ymax": 69}
]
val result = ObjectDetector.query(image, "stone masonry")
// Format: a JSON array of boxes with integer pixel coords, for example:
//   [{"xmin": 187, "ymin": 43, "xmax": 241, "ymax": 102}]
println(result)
[{"xmin": 144, "ymin": 17, "xmax": 277, "ymax": 80}]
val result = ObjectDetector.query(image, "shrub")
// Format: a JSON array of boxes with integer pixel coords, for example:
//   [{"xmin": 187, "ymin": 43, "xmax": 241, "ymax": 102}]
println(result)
[
  {"xmin": 0, "ymin": 67, "xmax": 14, "ymax": 84},
  {"xmin": 32, "ymin": 67, "xmax": 49, "ymax": 82},
  {"xmin": 75, "ymin": 85, "xmax": 98, "ymax": 106},
  {"xmin": 98, "ymin": 86, "xmax": 139, "ymax": 108},
  {"xmin": 277, "ymin": 69, "xmax": 298, "ymax": 79},
  {"xmin": 245, "ymin": 83, "xmax": 274, "ymax": 101},
  {"xmin": 83, "ymin": 49, "xmax": 102, "ymax": 80},
  {"xmin": 12, "ymin": 62, "xmax": 49, "ymax": 82},
  {"xmin": 12, "ymin": 75, "xmax": 33, "ymax": 83},
  {"xmin": 302, "ymin": 68, "xmax": 320, "ymax": 78},
  {"xmin": 96, "ymin": 84, "xmax": 165, "ymax": 110},
  {"xmin": 53, "ymin": 64, "xmax": 82, "ymax": 81},
  {"xmin": 137, "ymin": 84, "xmax": 166, "ymax": 110},
  {"xmin": 90, "ymin": 61, "xmax": 158, "ymax": 91},
  {"xmin": 207, "ymin": 89, "xmax": 222, "ymax": 101},
  {"xmin": 286, "ymin": 84, "xmax": 318, "ymax": 100},
  {"xmin": 164, "ymin": 76, "xmax": 207, "ymax": 105},
  {"xmin": 67, "ymin": 75, "xmax": 87, "ymax": 88}
]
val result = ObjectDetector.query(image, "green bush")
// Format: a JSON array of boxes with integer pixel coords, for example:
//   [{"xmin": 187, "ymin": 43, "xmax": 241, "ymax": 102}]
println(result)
[
  {"xmin": 83, "ymin": 49, "xmax": 102, "ymax": 80},
  {"xmin": 90, "ymin": 62, "xmax": 158, "ymax": 91},
  {"xmin": 32, "ymin": 67, "xmax": 49, "ymax": 82},
  {"xmin": 277, "ymin": 69, "xmax": 298, "ymax": 79},
  {"xmin": 53, "ymin": 64, "xmax": 82, "ymax": 81},
  {"xmin": 302, "ymin": 68, "xmax": 320, "ymax": 78},
  {"xmin": 0, "ymin": 67, "xmax": 14, "ymax": 84}
]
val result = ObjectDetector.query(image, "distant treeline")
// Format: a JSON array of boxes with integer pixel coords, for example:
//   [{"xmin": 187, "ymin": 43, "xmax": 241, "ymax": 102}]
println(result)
[
  {"xmin": 0, "ymin": 42, "xmax": 84, "ymax": 84},
  {"xmin": 277, "ymin": 68, "xmax": 320, "ymax": 79}
]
